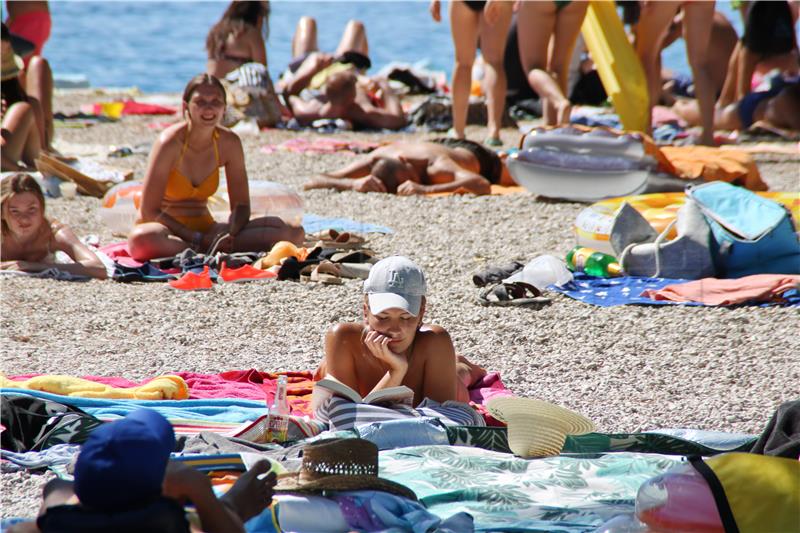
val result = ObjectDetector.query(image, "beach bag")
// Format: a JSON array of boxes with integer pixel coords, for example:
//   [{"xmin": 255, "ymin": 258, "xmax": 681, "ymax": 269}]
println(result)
[
  {"xmin": 688, "ymin": 181, "xmax": 800, "ymax": 278},
  {"xmin": 223, "ymin": 62, "xmax": 281, "ymax": 128}
]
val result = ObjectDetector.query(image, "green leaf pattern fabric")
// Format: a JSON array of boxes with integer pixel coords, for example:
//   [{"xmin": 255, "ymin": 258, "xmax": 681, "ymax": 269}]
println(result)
[{"xmin": 379, "ymin": 446, "xmax": 682, "ymax": 532}]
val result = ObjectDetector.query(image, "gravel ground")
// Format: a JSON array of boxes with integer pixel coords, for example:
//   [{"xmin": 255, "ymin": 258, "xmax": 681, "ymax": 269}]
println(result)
[{"xmin": 2, "ymin": 90, "xmax": 799, "ymax": 518}]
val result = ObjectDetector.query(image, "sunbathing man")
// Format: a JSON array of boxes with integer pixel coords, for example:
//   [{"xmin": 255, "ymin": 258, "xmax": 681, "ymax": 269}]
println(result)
[
  {"xmin": 304, "ymin": 138, "xmax": 515, "ymax": 195},
  {"xmin": 7, "ymin": 409, "xmax": 276, "ymax": 533},
  {"xmin": 314, "ymin": 256, "xmax": 486, "ymax": 406},
  {"xmin": 278, "ymin": 17, "xmax": 406, "ymax": 130}
]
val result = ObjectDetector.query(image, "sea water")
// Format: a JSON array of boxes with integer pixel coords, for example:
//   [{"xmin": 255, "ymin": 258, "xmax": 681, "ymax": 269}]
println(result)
[{"xmin": 37, "ymin": 1, "xmax": 744, "ymax": 93}]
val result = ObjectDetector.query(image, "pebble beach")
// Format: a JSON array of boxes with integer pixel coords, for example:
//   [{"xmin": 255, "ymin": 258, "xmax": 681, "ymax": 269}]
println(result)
[{"xmin": 2, "ymin": 89, "xmax": 799, "ymax": 518}]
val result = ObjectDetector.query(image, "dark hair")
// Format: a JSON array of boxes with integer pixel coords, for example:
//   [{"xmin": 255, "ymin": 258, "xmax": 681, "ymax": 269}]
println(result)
[
  {"xmin": 371, "ymin": 158, "xmax": 408, "ymax": 193},
  {"xmin": 181, "ymin": 73, "xmax": 226, "ymax": 105},
  {"xmin": 206, "ymin": 1, "xmax": 269, "ymax": 59},
  {"xmin": 616, "ymin": 1, "xmax": 640, "ymax": 26},
  {"xmin": 743, "ymin": 1, "xmax": 797, "ymax": 58},
  {"xmin": 1, "ymin": 173, "xmax": 46, "ymax": 235}
]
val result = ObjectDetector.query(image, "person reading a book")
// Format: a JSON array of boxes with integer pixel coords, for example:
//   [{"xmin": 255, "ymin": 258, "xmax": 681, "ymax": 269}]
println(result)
[
  {"xmin": 314, "ymin": 256, "xmax": 485, "ymax": 407},
  {"xmin": 0, "ymin": 173, "xmax": 107, "ymax": 279},
  {"xmin": 127, "ymin": 73, "xmax": 304, "ymax": 261}
]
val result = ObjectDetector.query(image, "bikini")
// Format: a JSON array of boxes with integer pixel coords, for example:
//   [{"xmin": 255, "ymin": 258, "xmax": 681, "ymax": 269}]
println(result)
[
  {"xmin": 161, "ymin": 130, "xmax": 221, "ymax": 232},
  {"xmin": 737, "ymin": 76, "xmax": 797, "ymax": 129}
]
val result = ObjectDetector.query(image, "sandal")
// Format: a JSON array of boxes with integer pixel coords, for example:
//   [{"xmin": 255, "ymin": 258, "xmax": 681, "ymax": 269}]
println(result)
[
  {"xmin": 301, "ymin": 261, "xmax": 343, "ymax": 285},
  {"xmin": 477, "ymin": 282, "xmax": 551, "ymax": 307},
  {"xmin": 472, "ymin": 261, "xmax": 525, "ymax": 287},
  {"xmin": 330, "ymin": 249, "xmax": 377, "ymax": 264},
  {"xmin": 305, "ymin": 229, "xmax": 366, "ymax": 250}
]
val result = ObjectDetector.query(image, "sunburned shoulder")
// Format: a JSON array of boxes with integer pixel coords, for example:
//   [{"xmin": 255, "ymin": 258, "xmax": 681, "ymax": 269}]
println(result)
[{"xmin": 327, "ymin": 322, "xmax": 365, "ymax": 340}]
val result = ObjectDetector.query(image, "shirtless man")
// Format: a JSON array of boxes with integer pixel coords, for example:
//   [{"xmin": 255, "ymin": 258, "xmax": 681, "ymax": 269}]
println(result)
[
  {"xmin": 314, "ymin": 256, "xmax": 485, "ymax": 407},
  {"xmin": 304, "ymin": 138, "xmax": 515, "ymax": 195},
  {"xmin": 279, "ymin": 17, "xmax": 406, "ymax": 130}
]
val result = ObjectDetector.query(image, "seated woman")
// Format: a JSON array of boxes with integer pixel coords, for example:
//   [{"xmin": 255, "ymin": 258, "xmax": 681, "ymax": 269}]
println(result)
[
  {"xmin": 0, "ymin": 173, "xmax": 107, "ymax": 279},
  {"xmin": 314, "ymin": 256, "xmax": 485, "ymax": 407},
  {"xmin": 127, "ymin": 74, "xmax": 303, "ymax": 262},
  {"xmin": 206, "ymin": 0, "xmax": 269, "ymax": 79},
  {"xmin": 1, "ymin": 99, "xmax": 41, "ymax": 171},
  {"xmin": 673, "ymin": 75, "xmax": 800, "ymax": 135},
  {"xmin": 304, "ymin": 138, "xmax": 515, "ymax": 195}
]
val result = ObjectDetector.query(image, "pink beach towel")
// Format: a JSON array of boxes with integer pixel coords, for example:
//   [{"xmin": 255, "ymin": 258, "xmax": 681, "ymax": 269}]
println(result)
[{"xmin": 642, "ymin": 274, "xmax": 800, "ymax": 306}]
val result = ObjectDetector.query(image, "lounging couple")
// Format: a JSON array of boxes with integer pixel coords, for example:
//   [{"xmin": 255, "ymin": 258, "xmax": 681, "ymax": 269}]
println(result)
[{"xmin": 206, "ymin": 4, "xmax": 405, "ymax": 131}]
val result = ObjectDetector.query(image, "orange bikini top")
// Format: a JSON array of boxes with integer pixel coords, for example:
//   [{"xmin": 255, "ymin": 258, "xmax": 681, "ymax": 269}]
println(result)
[{"xmin": 163, "ymin": 130, "xmax": 221, "ymax": 203}]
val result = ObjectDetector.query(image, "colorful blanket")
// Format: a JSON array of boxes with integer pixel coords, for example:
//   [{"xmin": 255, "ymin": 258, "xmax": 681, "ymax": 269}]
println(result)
[
  {"xmin": 380, "ymin": 446, "xmax": 681, "ymax": 532},
  {"xmin": 260, "ymin": 138, "xmax": 381, "ymax": 155}
]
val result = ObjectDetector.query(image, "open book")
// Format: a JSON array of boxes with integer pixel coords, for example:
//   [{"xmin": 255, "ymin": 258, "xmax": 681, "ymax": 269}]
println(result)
[{"xmin": 312, "ymin": 376, "xmax": 414, "ymax": 410}]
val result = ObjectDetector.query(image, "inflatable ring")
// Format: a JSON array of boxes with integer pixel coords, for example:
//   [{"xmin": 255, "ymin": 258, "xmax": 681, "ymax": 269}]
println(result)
[
  {"xmin": 99, "ymin": 180, "xmax": 304, "ymax": 236},
  {"xmin": 575, "ymin": 191, "xmax": 800, "ymax": 255}
]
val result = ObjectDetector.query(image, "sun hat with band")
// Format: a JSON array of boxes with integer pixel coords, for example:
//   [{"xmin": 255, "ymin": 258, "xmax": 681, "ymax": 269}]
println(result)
[
  {"xmin": 74, "ymin": 409, "xmax": 175, "ymax": 511},
  {"xmin": 363, "ymin": 256, "xmax": 427, "ymax": 316},
  {"xmin": 486, "ymin": 397, "xmax": 595, "ymax": 458},
  {"xmin": 274, "ymin": 438, "xmax": 417, "ymax": 500},
  {"xmin": 1, "ymin": 23, "xmax": 31, "ymax": 82}
]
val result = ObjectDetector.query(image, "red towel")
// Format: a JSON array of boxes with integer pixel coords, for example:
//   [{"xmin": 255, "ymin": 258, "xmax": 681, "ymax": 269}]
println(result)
[{"xmin": 642, "ymin": 274, "xmax": 800, "ymax": 306}]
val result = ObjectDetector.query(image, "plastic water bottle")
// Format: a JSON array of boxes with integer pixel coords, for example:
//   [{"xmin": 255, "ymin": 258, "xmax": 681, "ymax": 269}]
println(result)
[
  {"xmin": 266, "ymin": 375, "xmax": 290, "ymax": 443},
  {"xmin": 565, "ymin": 246, "xmax": 623, "ymax": 277},
  {"xmin": 505, "ymin": 255, "xmax": 573, "ymax": 287}
]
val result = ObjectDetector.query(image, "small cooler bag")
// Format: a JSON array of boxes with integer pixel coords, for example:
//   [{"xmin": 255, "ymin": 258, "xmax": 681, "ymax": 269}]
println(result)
[{"xmin": 688, "ymin": 181, "xmax": 800, "ymax": 278}]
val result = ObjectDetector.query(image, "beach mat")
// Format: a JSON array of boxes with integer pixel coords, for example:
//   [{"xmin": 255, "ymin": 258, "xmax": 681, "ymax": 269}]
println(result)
[
  {"xmin": 260, "ymin": 138, "xmax": 382, "ymax": 155},
  {"xmin": 425, "ymin": 184, "xmax": 526, "ymax": 197}
]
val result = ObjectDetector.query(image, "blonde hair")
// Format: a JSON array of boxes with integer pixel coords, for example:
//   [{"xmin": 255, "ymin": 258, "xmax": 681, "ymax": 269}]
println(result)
[{"xmin": 1, "ymin": 173, "xmax": 46, "ymax": 235}]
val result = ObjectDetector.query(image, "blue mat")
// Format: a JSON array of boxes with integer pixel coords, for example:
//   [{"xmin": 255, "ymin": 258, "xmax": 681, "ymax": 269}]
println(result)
[
  {"xmin": 302, "ymin": 214, "xmax": 392, "ymax": 234},
  {"xmin": 551, "ymin": 273, "xmax": 800, "ymax": 307}
]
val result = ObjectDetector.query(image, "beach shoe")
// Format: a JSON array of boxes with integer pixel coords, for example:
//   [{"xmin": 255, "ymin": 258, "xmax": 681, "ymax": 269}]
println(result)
[
  {"xmin": 472, "ymin": 261, "xmax": 525, "ymax": 287},
  {"xmin": 300, "ymin": 261, "xmax": 343, "ymax": 285},
  {"xmin": 330, "ymin": 249, "xmax": 377, "ymax": 264},
  {"xmin": 113, "ymin": 263, "xmax": 176, "ymax": 283},
  {"xmin": 477, "ymin": 282, "xmax": 551, "ymax": 307},
  {"xmin": 169, "ymin": 266, "xmax": 214, "ymax": 291},
  {"xmin": 307, "ymin": 229, "xmax": 366, "ymax": 250},
  {"xmin": 484, "ymin": 137, "xmax": 503, "ymax": 147},
  {"xmin": 337, "ymin": 262, "xmax": 372, "ymax": 280},
  {"xmin": 219, "ymin": 262, "xmax": 277, "ymax": 283}
]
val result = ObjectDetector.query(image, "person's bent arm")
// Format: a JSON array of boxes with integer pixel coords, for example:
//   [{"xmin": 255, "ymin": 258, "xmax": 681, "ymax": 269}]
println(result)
[
  {"xmin": 220, "ymin": 131, "xmax": 250, "ymax": 237},
  {"xmin": 398, "ymin": 166, "xmax": 491, "ymax": 195},
  {"xmin": 249, "ymin": 27, "xmax": 267, "ymax": 67},
  {"xmin": 162, "ymin": 462, "xmax": 244, "ymax": 533},
  {"xmin": 419, "ymin": 328, "xmax": 458, "ymax": 403},
  {"xmin": 282, "ymin": 52, "xmax": 333, "ymax": 96},
  {"xmin": 304, "ymin": 157, "xmax": 388, "ymax": 192},
  {"xmin": 139, "ymin": 133, "xmax": 204, "ymax": 245},
  {"xmin": 736, "ymin": 46, "xmax": 759, "ymax": 101}
]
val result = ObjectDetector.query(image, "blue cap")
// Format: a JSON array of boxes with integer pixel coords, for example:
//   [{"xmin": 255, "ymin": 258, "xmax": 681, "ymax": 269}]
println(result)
[{"xmin": 74, "ymin": 409, "xmax": 174, "ymax": 511}]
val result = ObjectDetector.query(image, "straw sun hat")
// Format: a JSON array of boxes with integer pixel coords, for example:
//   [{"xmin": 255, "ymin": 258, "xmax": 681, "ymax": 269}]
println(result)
[
  {"xmin": 275, "ymin": 438, "xmax": 416, "ymax": 500},
  {"xmin": 487, "ymin": 397, "xmax": 596, "ymax": 458}
]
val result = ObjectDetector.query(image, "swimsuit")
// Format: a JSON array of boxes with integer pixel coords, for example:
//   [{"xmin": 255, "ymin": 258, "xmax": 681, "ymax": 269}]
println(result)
[
  {"xmin": 464, "ymin": 0, "xmax": 487, "ymax": 12},
  {"xmin": 161, "ymin": 130, "xmax": 221, "ymax": 232},
  {"xmin": 554, "ymin": 0, "xmax": 572, "ymax": 12},
  {"xmin": 736, "ymin": 76, "xmax": 797, "ymax": 129},
  {"xmin": 7, "ymin": 9, "xmax": 51, "ymax": 65},
  {"xmin": 430, "ymin": 138, "xmax": 503, "ymax": 184}
]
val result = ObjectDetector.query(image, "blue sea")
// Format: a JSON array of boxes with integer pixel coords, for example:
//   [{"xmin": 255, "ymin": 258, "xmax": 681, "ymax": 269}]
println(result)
[{"xmin": 35, "ymin": 1, "xmax": 743, "ymax": 93}]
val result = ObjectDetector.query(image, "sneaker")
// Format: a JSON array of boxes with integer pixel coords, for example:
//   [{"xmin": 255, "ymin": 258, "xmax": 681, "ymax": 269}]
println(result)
[
  {"xmin": 219, "ymin": 262, "xmax": 277, "ymax": 283},
  {"xmin": 169, "ymin": 266, "xmax": 214, "ymax": 291}
]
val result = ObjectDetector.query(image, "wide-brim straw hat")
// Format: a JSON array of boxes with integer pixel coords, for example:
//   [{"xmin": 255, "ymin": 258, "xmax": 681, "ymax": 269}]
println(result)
[
  {"xmin": 487, "ymin": 397, "xmax": 596, "ymax": 458},
  {"xmin": 274, "ymin": 438, "xmax": 416, "ymax": 500}
]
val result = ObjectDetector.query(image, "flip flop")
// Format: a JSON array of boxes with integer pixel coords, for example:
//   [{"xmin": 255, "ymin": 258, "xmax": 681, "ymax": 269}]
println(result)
[
  {"xmin": 472, "ymin": 261, "xmax": 525, "ymax": 287},
  {"xmin": 302, "ymin": 261, "xmax": 343, "ymax": 285},
  {"xmin": 477, "ymin": 282, "xmax": 551, "ymax": 307},
  {"xmin": 330, "ymin": 249, "xmax": 377, "ymax": 264},
  {"xmin": 306, "ymin": 229, "xmax": 366, "ymax": 250}
]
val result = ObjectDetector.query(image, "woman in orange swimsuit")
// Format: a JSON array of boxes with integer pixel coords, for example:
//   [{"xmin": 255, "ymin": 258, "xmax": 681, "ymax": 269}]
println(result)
[
  {"xmin": 1, "ymin": 173, "xmax": 107, "ymax": 279},
  {"xmin": 128, "ymin": 73, "xmax": 304, "ymax": 262}
]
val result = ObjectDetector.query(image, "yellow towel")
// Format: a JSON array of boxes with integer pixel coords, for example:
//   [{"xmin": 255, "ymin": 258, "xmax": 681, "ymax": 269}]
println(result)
[{"xmin": 0, "ymin": 374, "xmax": 189, "ymax": 400}]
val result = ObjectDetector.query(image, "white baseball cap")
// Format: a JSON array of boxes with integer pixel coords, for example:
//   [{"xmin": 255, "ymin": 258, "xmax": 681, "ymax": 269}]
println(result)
[{"xmin": 363, "ymin": 256, "xmax": 427, "ymax": 316}]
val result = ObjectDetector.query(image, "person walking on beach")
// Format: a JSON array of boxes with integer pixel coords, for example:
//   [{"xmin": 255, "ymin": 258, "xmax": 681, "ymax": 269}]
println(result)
[
  {"xmin": 4, "ymin": 0, "xmax": 50, "ymax": 65},
  {"xmin": 430, "ymin": 0, "xmax": 513, "ymax": 145},
  {"xmin": 635, "ymin": 1, "xmax": 717, "ymax": 145},
  {"xmin": 128, "ymin": 73, "xmax": 303, "ymax": 262},
  {"xmin": 516, "ymin": 0, "xmax": 589, "ymax": 126}
]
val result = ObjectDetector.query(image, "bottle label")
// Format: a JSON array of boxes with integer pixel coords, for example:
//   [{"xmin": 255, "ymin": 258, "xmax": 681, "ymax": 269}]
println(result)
[
  {"xmin": 267, "ymin": 413, "xmax": 289, "ymax": 443},
  {"xmin": 573, "ymin": 249, "xmax": 592, "ymax": 270}
]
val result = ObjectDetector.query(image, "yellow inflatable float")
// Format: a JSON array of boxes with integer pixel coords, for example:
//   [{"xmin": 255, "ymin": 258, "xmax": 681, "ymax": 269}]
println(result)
[{"xmin": 575, "ymin": 191, "xmax": 800, "ymax": 255}]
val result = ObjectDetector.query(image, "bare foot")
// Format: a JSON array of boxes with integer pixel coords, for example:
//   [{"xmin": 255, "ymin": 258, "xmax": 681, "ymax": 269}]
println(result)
[
  {"xmin": 220, "ymin": 460, "xmax": 276, "ymax": 523},
  {"xmin": 555, "ymin": 99, "xmax": 572, "ymax": 126},
  {"xmin": 456, "ymin": 354, "xmax": 487, "ymax": 388}
]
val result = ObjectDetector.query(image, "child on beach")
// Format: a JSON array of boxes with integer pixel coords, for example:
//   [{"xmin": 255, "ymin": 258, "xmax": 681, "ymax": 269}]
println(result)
[
  {"xmin": 314, "ymin": 256, "xmax": 486, "ymax": 406},
  {"xmin": 0, "ymin": 173, "xmax": 107, "ymax": 279},
  {"xmin": 6, "ymin": 409, "xmax": 276, "ymax": 533},
  {"xmin": 127, "ymin": 73, "xmax": 303, "ymax": 261}
]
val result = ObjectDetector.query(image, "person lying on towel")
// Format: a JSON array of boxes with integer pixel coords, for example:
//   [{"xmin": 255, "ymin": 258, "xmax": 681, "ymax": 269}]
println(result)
[
  {"xmin": 6, "ymin": 409, "xmax": 276, "ymax": 533},
  {"xmin": 278, "ymin": 17, "xmax": 407, "ymax": 130},
  {"xmin": 304, "ymin": 138, "xmax": 516, "ymax": 195},
  {"xmin": 313, "ymin": 256, "xmax": 486, "ymax": 407}
]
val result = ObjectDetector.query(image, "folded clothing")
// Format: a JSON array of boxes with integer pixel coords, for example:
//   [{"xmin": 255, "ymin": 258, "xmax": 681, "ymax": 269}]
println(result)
[{"xmin": 642, "ymin": 274, "xmax": 800, "ymax": 306}]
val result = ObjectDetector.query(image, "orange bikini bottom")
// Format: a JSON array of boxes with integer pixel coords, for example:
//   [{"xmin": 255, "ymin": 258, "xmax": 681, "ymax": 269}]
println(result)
[{"xmin": 172, "ymin": 212, "xmax": 217, "ymax": 233}]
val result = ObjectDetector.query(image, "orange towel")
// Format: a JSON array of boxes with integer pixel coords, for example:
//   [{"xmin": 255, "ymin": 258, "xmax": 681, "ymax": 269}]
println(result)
[{"xmin": 658, "ymin": 146, "xmax": 766, "ymax": 191}]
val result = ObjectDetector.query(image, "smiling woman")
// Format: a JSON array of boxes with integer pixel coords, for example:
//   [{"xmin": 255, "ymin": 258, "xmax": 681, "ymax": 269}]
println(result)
[
  {"xmin": 0, "ymin": 173, "xmax": 107, "ymax": 278},
  {"xmin": 127, "ymin": 73, "xmax": 304, "ymax": 261}
]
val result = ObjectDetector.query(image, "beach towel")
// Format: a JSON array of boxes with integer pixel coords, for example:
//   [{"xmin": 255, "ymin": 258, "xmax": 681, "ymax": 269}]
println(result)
[
  {"xmin": 642, "ymin": 274, "xmax": 800, "ymax": 306},
  {"xmin": 0, "ymin": 374, "xmax": 188, "ymax": 400},
  {"xmin": 551, "ymin": 273, "xmax": 800, "ymax": 307},
  {"xmin": 380, "ymin": 446, "xmax": 681, "ymax": 532},
  {"xmin": 89, "ymin": 100, "xmax": 176, "ymax": 117},
  {"xmin": 659, "ymin": 146, "xmax": 766, "ymax": 191},
  {"xmin": 0, "ymin": 267, "xmax": 91, "ymax": 281},
  {"xmin": 302, "ymin": 214, "xmax": 392, "ymax": 235},
  {"xmin": 260, "ymin": 138, "xmax": 381, "ymax": 155},
  {"xmin": 425, "ymin": 184, "xmax": 526, "ymax": 197}
]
